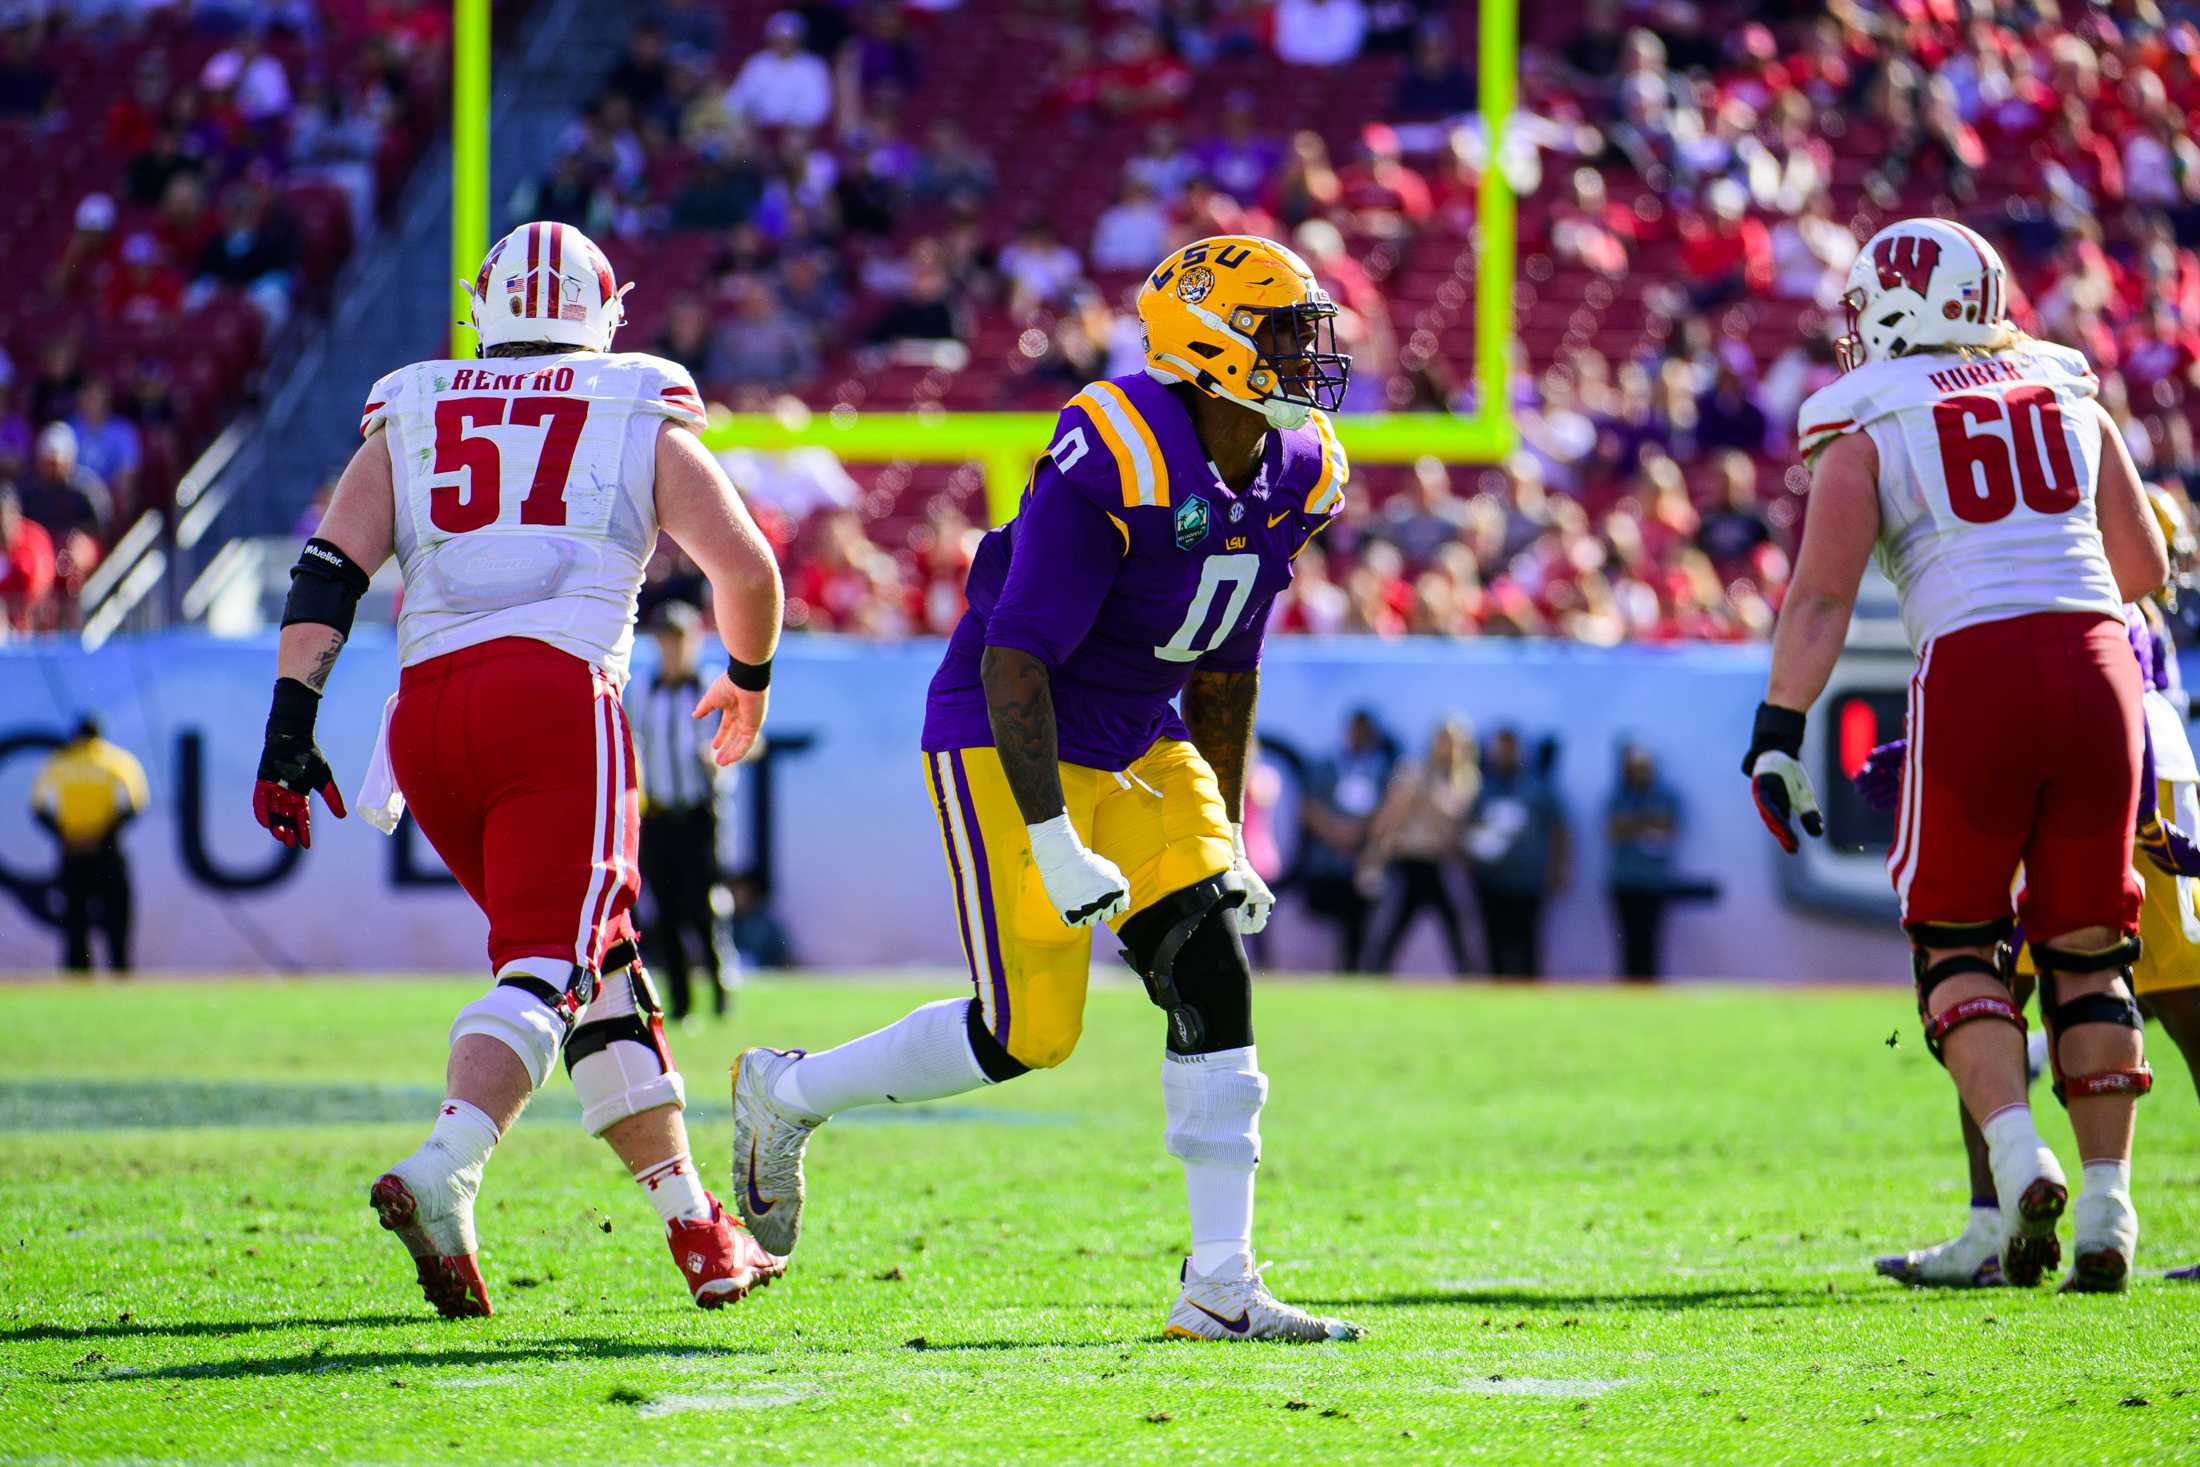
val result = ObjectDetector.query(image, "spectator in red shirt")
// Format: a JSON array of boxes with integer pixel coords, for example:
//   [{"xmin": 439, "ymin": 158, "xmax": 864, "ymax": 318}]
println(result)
[
  {"xmin": 1338, "ymin": 123, "xmax": 1433, "ymax": 236},
  {"xmin": 102, "ymin": 235, "xmax": 184, "ymax": 325},
  {"xmin": 0, "ymin": 486, "xmax": 57, "ymax": 635},
  {"xmin": 1093, "ymin": 23, "xmax": 1192, "ymax": 120},
  {"xmin": 2120, "ymin": 301, "xmax": 2200, "ymax": 395},
  {"xmin": 49, "ymin": 194, "xmax": 117, "ymax": 304},
  {"xmin": 1676, "ymin": 179, "xmax": 1770, "ymax": 309},
  {"xmin": 103, "ymin": 55, "xmax": 170, "ymax": 157}
]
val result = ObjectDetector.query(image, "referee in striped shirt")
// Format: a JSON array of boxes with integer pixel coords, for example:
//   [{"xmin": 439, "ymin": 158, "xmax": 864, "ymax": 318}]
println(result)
[{"xmin": 628, "ymin": 601, "xmax": 727, "ymax": 1020}]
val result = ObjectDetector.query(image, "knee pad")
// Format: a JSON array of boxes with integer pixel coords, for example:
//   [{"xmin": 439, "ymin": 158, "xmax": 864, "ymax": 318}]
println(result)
[
  {"xmin": 1119, "ymin": 875, "xmax": 1248, "ymax": 1053},
  {"xmin": 1162, "ymin": 902, "xmax": 1252, "ymax": 1054},
  {"xmin": 565, "ymin": 962, "xmax": 685, "ymax": 1135},
  {"xmin": 2033, "ymin": 936, "xmax": 2153, "ymax": 1105},
  {"xmin": 1907, "ymin": 918, "xmax": 2025, "ymax": 1066},
  {"xmin": 1162, "ymin": 1045, "xmax": 1267, "ymax": 1170},
  {"xmin": 450, "ymin": 958, "xmax": 591, "ymax": 1089}
]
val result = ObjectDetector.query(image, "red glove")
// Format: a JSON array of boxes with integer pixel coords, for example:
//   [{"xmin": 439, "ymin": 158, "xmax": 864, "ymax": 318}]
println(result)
[{"xmin": 252, "ymin": 679, "xmax": 346, "ymax": 849}]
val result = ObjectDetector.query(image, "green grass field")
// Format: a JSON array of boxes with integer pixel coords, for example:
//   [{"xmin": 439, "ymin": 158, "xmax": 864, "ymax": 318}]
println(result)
[{"xmin": 5, "ymin": 975, "xmax": 2200, "ymax": 1465}]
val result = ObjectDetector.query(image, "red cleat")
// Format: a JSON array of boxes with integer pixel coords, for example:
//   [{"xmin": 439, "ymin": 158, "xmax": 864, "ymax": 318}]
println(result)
[
  {"xmin": 670, "ymin": 1192, "xmax": 787, "ymax": 1308},
  {"xmin": 371, "ymin": 1172, "xmax": 493, "ymax": 1319}
]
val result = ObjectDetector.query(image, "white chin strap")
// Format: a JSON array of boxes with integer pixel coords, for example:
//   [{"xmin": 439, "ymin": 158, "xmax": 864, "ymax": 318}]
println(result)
[{"xmin": 1147, "ymin": 355, "xmax": 1312, "ymax": 430}]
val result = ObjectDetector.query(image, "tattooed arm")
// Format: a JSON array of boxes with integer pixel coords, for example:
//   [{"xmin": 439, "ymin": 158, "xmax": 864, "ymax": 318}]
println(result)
[
  {"xmin": 1180, "ymin": 666, "xmax": 1259, "ymax": 821},
  {"xmin": 981, "ymin": 645, "xmax": 1069, "ymax": 823},
  {"xmin": 275, "ymin": 433, "xmax": 397, "ymax": 694}
]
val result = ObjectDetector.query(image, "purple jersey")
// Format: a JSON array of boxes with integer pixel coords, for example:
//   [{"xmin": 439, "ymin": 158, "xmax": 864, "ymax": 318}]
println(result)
[{"xmin": 922, "ymin": 372, "xmax": 1348, "ymax": 769}]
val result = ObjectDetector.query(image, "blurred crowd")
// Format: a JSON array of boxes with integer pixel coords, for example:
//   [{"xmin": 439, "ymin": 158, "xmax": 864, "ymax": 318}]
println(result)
[
  {"xmin": 1, "ymin": 0, "xmax": 460, "ymax": 635},
  {"xmin": 544, "ymin": 0, "xmax": 2200, "ymax": 645},
  {"xmin": 17, "ymin": 1, "xmax": 2200, "ymax": 648}
]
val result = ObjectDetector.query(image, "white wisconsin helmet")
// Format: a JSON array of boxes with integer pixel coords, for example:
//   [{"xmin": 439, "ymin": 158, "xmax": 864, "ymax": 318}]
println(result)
[
  {"xmin": 466, "ymin": 221, "xmax": 631, "ymax": 353},
  {"xmin": 1835, "ymin": 217, "xmax": 2009, "ymax": 371}
]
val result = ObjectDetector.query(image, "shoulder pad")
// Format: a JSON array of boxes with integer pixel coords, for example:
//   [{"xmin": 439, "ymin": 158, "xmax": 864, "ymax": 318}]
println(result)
[
  {"xmin": 360, "ymin": 364, "xmax": 408, "ymax": 438},
  {"xmin": 1300, "ymin": 409, "xmax": 1349, "ymax": 517},
  {"xmin": 614, "ymin": 352, "xmax": 707, "ymax": 430},
  {"xmin": 1051, "ymin": 380, "xmax": 1175, "ymax": 512},
  {"xmin": 2025, "ymin": 340, "xmax": 2101, "ymax": 398},
  {"xmin": 1796, "ymin": 364, "xmax": 1899, "ymax": 463}
]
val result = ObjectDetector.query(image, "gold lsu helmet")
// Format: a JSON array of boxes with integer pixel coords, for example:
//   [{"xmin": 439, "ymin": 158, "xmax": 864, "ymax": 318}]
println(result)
[
  {"xmin": 2148, "ymin": 483, "xmax": 2199, "ymax": 609},
  {"xmin": 1138, "ymin": 235, "xmax": 1351, "ymax": 431}
]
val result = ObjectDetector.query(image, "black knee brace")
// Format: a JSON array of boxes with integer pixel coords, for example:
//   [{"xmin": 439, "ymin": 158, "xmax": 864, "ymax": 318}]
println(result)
[
  {"xmin": 1908, "ymin": 917, "xmax": 2025, "ymax": 1065},
  {"xmin": 964, "ymin": 997, "xmax": 1030, "ymax": 1083},
  {"xmin": 1119, "ymin": 875, "xmax": 1253, "ymax": 1055},
  {"xmin": 2031, "ymin": 935, "xmax": 2152, "ymax": 1105}
]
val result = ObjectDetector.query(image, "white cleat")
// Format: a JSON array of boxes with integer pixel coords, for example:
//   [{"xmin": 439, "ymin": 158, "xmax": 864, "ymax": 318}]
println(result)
[
  {"xmin": 2063, "ymin": 1185, "xmax": 2138, "ymax": 1294},
  {"xmin": 730, "ymin": 1047, "xmax": 824, "ymax": 1258},
  {"xmin": 1990, "ymin": 1139, "xmax": 2067, "ymax": 1289},
  {"xmin": 1162, "ymin": 1260, "xmax": 1364, "ymax": 1342},
  {"xmin": 370, "ymin": 1141, "xmax": 491, "ymax": 1318},
  {"xmin": 1875, "ymin": 1210, "xmax": 2006, "ymax": 1288}
]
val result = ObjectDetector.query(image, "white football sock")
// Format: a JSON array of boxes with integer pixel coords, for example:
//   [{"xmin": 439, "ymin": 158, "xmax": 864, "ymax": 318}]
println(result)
[
  {"xmin": 634, "ymin": 1152, "xmax": 713, "ymax": 1225},
  {"xmin": 1979, "ymin": 1102, "xmax": 2042, "ymax": 1161},
  {"xmin": 2081, "ymin": 1158, "xmax": 2131, "ymax": 1197},
  {"xmin": 776, "ymin": 998, "xmax": 990, "ymax": 1117},
  {"xmin": 1163, "ymin": 1046, "xmax": 1267, "ymax": 1281},
  {"xmin": 425, "ymin": 1097, "xmax": 500, "ymax": 1173},
  {"xmin": 1185, "ymin": 1161, "xmax": 1255, "ymax": 1278}
]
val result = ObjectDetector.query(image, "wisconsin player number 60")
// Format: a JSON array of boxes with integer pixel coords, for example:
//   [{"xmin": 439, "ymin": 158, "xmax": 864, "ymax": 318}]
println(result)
[{"xmin": 1932, "ymin": 385, "xmax": 2080, "ymax": 525}]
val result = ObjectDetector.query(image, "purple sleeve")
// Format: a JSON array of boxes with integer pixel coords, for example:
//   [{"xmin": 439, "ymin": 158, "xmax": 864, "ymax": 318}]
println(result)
[
  {"xmin": 982, "ymin": 460, "xmax": 1123, "ymax": 667},
  {"xmin": 1200, "ymin": 594, "xmax": 1276, "ymax": 673},
  {"xmin": 2128, "ymin": 607, "xmax": 2158, "ymax": 692}
]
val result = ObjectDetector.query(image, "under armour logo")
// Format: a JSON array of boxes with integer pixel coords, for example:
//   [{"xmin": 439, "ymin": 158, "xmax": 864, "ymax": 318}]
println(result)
[
  {"xmin": 1873, "ymin": 235, "xmax": 1941, "ymax": 296},
  {"xmin": 442, "ymin": 1105, "xmax": 458, "ymax": 1117}
]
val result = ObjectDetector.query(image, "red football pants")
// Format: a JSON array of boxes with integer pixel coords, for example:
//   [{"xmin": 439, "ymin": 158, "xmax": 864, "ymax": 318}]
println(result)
[
  {"xmin": 389, "ymin": 637, "xmax": 640, "ymax": 975},
  {"xmin": 1889, "ymin": 611, "xmax": 2143, "ymax": 942}
]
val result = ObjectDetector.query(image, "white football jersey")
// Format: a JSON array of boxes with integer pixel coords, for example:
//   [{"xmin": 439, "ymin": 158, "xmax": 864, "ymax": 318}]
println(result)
[
  {"xmin": 1797, "ymin": 342, "xmax": 2122, "ymax": 649},
  {"xmin": 361, "ymin": 350, "xmax": 705, "ymax": 684}
]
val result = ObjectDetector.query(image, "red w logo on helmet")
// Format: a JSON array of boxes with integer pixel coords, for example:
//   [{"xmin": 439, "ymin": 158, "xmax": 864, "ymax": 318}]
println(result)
[{"xmin": 1873, "ymin": 235, "xmax": 1940, "ymax": 296}]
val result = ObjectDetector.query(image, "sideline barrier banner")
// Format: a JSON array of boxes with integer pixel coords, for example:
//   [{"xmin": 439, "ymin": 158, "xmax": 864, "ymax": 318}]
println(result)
[{"xmin": 0, "ymin": 632, "xmax": 1914, "ymax": 980}]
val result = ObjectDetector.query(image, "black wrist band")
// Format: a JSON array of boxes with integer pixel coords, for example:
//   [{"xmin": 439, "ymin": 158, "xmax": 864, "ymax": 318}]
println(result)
[
  {"xmin": 725, "ymin": 654, "xmax": 772, "ymax": 692},
  {"xmin": 267, "ymin": 677, "xmax": 321, "ymax": 737},
  {"xmin": 1743, "ymin": 702, "xmax": 1807, "ymax": 774}
]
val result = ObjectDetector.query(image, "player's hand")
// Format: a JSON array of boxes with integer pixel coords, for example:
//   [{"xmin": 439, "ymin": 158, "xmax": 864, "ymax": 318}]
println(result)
[
  {"xmin": 693, "ymin": 675, "xmax": 767, "ymax": 766},
  {"xmin": 1027, "ymin": 813, "xmax": 1130, "ymax": 929},
  {"xmin": 2138, "ymin": 811, "xmax": 2200, "ymax": 878},
  {"xmin": 1227, "ymin": 822, "xmax": 1275, "ymax": 935},
  {"xmin": 253, "ymin": 728, "xmax": 345, "ymax": 849},
  {"xmin": 1743, "ymin": 702, "xmax": 1822, "ymax": 854},
  {"xmin": 1853, "ymin": 738, "xmax": 1906, "ymax": 814}
]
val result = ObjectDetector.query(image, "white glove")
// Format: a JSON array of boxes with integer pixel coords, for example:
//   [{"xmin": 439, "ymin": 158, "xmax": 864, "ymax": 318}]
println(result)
[
  {"xmin": 1746, "ymin": 750, "xmax": 1823, "ymax": 854},
  {"xmin": 1228, "ymin": 822, "xmax": 1275, "ymax": 934},
  {"xmin": 1027, "ymin": 813, "xmax": 1130, "ymax": 928}
]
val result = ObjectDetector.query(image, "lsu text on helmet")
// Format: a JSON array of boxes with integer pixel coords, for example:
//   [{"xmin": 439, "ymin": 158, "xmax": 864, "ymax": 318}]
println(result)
[
  {"xmin": 467, "ymin": 221, "xmax": 631, "ymax": 354},
  {"xmin": 1835, "ymin": 216, "xmax": 2012, "ymax": 372},
  {"xmin": 1138, "ymin": 235, "xmax": 1351, "ymax": 431}
]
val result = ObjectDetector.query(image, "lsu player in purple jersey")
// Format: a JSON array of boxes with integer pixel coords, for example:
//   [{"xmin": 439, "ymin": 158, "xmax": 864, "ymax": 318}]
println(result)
[{"xmin": 730, "ymin": 237, "xmax": 1362, "ymax": 1341}]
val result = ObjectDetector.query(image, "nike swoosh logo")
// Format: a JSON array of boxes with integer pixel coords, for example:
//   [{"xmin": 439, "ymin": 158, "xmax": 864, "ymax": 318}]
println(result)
[
  {"xmin": 1189, "ymin": 1300, "xmax": 1251, "ymax": 1335},
  {"xmin": 745, "ymin": 1139, "xmax": 776, "ymax": 1215},
  {"xmin": 1267, "ymin": 511, "xmax": 1292, "ymax": 528}
]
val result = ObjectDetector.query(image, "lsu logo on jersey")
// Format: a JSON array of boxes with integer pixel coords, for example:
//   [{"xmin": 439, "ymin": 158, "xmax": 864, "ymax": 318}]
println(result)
[{"xmin": 1874, "ymin": 235, "xmax": 1940, "ymax": 296}]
